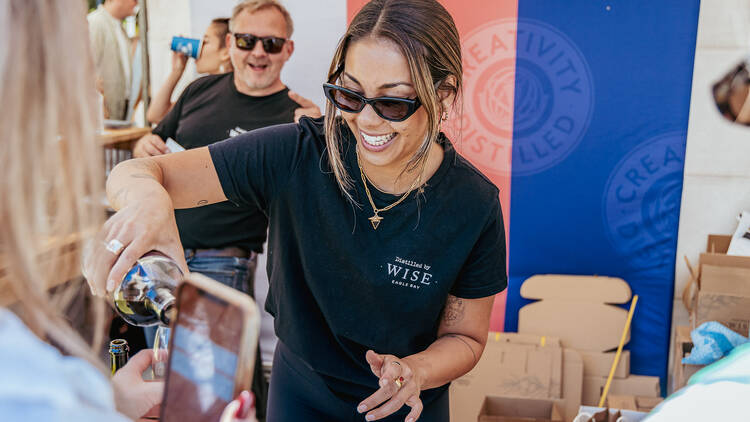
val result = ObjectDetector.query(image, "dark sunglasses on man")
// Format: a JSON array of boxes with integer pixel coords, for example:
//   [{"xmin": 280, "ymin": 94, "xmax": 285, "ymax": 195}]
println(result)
[
  {"xmin": 323, "ymin": 83, "xmax": 422, "ymax": 122},
  {"xmin": 233, "ymin": 33, "xmax": 287, "ymax": 54}
]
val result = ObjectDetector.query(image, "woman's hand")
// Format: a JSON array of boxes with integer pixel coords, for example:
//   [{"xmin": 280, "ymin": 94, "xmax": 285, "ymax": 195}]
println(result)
[
  {"xmin": 170, "ymin": 51, "xmax": 188, "ymax": 78},
  {"xmin": 82, "ymin": 191, "xmax": 188, "ymax": 297},
  {"xmin": 357, "ymin": 350, "xmax": 424, "ymax": 422},
  {"xmin": 112, "ymin": 350, "xmax": 165, "ymax": 420}
]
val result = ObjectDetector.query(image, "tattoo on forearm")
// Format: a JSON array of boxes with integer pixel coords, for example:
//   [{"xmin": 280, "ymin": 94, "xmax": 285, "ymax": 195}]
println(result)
[
  {"xmin": 197, "ymin": 200, "xmax": 208, "ymax": 206},
  {"xmin": 441, "ymin": 296, "xmax": 465, "ymax": 326},
  {"xmin": 444, "ymin": 334, "xmax": 478, "ymax": 364}
]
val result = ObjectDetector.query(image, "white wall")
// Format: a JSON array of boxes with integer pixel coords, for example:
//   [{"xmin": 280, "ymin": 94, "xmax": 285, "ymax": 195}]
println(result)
[
  {"xmin": 670, "ymin": 0, "xmax": 750, "ymax": 390},
  {"xmin": 279, "ymin": 0, "xmax": 346, "ymax": 110},
  {"xmin": 146, "ymin": 0, "xmax": 193, "ymax": 106},
  {"xmin": 147, "ymin": 0, "xmax": 346, "ymax": 110}
]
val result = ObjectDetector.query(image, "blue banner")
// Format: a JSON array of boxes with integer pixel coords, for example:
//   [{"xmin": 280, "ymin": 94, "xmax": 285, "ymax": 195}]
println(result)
[{"xmin": 505, "ymin": 0, "xmax": 700, "ymax": 390}]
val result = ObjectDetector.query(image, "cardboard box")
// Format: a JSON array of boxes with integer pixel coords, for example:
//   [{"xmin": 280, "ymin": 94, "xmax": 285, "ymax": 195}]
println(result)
[
  {"xmin": 693, "ymin": 234, "xmax": 750, "ymax": 335},
  {"xmin": 671, "ymin": 326, "xmax": 704, "ymax": 392},
  {"xmin": 450, "ymin": 333, "xmax": 563, "ymax": 422},
  {"xmin": 579, "ymin": 350, "xmax": 630, "ymax": 378},
  {"xmin": 559, "ymin": 348, "xmax": 584, "ymax": 422},
  {"xmin": 607, "ymin": 395, "xmax": 663, "ymax": 412},
  {"xmin": 582, "ymin": 375, "xmax": 660, "ymax": 406},
  {"xmin": 518, "ymin": 275, "xmax": 632, "ymax": 351},
  {"xmin": 482, "ymin": 333, "xmax": 563, "ymax": 398},
  {"xmin": 478, "ymin": 396, "xmax": 563, "ymax": 422},
  {"xmin": 576, "ymin": 406, "xmax": 648, "ymax": 422}
]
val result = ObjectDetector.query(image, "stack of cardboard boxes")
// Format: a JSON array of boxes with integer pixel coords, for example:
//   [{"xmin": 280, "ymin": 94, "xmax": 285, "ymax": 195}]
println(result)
[
  {"xmin": 450, "ymin": 332, "xmax": 576, "ymax": 421},
  {"xmin": 451, "ymin": 275, "xmax": 661, "ymax": 421},
  {"xmin": 672, "ymin": 233, "xmax": 750, "ymax": 391},
  {"xmin": 689, "ymin": 234, "xmax": 750, "ymax": 334},
  {"xmin": 517, "ymin": 275, "xmax": 660, "ymax": 408}
]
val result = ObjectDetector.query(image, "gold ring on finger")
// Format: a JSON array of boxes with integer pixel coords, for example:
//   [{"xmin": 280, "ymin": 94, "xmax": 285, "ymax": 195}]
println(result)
[{"xmin": 394, "ymin": 376, "xmax": 405, "ymax": 389}]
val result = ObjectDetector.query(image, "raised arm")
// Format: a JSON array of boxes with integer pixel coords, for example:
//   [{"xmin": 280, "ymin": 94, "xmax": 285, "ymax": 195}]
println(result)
[
  {"xmin": 83, "ymin": 147, "xmax": 225, "ymax": 296},
  {"xmin": 145, "ymin": 52, "xmax": 188, "ymax": 124}
]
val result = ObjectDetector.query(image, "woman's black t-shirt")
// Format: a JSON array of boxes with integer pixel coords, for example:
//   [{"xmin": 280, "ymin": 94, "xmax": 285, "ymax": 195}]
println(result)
[{"xmin": 208, "ymin": 116, "xmax": 507, "ymax": 405}]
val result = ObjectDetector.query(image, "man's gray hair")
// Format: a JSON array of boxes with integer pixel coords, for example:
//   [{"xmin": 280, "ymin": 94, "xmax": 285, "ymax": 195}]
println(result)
[{"xmin": 229, "ymin": 0, "xmax": 294, "ymax": 38}]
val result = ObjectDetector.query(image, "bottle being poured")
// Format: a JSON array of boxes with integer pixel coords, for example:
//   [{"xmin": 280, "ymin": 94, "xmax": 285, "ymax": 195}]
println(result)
[{"xmin": 112, "ymin": 251, "xmax": 182, "ymax": 327}]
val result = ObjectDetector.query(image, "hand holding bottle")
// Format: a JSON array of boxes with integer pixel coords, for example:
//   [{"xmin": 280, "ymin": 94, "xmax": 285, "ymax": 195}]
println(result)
[
  {"xmin": 82, "ymin": 186, "xmax": 188, "ymax": 298},
  {"xmin": 112, "ymin": 350, "xmax": 165, "ymax": 420}
]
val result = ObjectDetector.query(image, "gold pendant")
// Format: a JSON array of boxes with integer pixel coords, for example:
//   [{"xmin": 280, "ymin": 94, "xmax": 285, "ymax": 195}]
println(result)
[{"xmin": 368, "ymin": 213, "xmax": 383, "ymax": 230}]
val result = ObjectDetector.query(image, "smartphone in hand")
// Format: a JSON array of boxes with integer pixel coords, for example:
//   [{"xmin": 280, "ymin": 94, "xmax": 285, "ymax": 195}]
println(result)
[{"xmin": 160, "ymin": 273, "xmax": 260, "ymax": 422}]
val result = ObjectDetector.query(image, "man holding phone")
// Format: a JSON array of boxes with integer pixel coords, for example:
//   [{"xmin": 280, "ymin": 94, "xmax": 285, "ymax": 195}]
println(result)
[{"xmin": 133, "ymin": 0, "xmax": 320, "ymax": 417}]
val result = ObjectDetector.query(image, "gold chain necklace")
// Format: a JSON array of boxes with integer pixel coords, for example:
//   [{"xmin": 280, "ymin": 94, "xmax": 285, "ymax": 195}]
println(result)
[{"xmin": 356, "ymin": 149, "xmax": 428, "ymax": 230}]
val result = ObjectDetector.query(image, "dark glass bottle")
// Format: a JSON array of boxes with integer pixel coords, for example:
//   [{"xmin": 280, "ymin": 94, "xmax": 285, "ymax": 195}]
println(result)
[
  {"xmin": 109, "ymin": 339, "xmax": 129, "ymax": 376},
  {"xmin": 112, "ymin": 252, "xmax": 182, "ymax": 327}
]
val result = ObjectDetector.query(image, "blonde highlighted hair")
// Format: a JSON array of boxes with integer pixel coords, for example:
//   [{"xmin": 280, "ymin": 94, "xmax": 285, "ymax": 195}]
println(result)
[
  {"xmin": 324, "ymin": 0, "xmax": 463, "ymax": 203},
  {"xmin": 230, "ymin": 0, "xmax": 294, "ymax": 38},
  {"xmin": 0, "ymin": 0, "xmax": 106, "ymax": 369}
]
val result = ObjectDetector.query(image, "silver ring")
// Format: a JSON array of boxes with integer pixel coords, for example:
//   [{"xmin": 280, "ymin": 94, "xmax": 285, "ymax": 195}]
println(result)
[
  {"xmin": 391, "ymin": 361, "xmax": 401, "ymax": 367},
  {"xmin": 104, "ymin": 239, "xmax": 125, "ymax": 255}
]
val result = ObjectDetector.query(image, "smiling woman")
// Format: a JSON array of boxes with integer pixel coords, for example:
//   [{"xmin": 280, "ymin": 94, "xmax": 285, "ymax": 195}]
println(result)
[
  {"xmin": 84, "ymin": 0, "xmax": 507, "ymax": 421},
  {"xmin": 324, "ymin": 5, "xmax": 462, "ymax": 200}
]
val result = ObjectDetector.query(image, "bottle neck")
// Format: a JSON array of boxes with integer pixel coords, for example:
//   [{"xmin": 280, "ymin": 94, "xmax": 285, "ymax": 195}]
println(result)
[
  {"xmin": 109, "ymin": 339, "xmax": 129, "ymax": 376},
  {"xmin": 147, "ymin": 287, "xmax": 176, "ymax": 326}
]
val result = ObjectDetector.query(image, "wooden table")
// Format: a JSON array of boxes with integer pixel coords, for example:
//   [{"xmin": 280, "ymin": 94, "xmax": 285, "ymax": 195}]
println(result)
[{"xmin": 100, "ymin": 126, "xmax": 151, "ymax": 147}]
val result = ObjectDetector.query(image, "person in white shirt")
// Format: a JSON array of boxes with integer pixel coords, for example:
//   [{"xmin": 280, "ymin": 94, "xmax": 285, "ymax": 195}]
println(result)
[
  {"xmin": 0, "ymin": 1, "xmax": 255, "ymax": 420},
  {"xmin": 87, "ymin": 0, "xmax": 137, "ymax": 120}
]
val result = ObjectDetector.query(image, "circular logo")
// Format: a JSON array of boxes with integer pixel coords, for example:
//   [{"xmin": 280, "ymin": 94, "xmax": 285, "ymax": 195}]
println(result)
[
  {"xmin": 603, "ymin": 132, "xmax": 686, "ymax": 272},
  {"xmin": 453, "ymin": 18, "xmax": 594, "ymax": 176}
]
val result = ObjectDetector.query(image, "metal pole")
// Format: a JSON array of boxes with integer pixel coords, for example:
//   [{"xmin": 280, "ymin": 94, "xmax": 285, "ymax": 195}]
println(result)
[{"xmin": 138, "ymin": 0, "xmax": 151, "ymax": 125}]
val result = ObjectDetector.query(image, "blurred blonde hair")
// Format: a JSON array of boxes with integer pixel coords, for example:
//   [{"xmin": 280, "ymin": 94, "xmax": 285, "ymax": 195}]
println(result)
[
  {"xmin": 229, "ymin": 0, "xmax": 294, "ymax": 38},
  {"xmin": 0, "ymin": 0, "xmax": 106, "ymax": 368}
]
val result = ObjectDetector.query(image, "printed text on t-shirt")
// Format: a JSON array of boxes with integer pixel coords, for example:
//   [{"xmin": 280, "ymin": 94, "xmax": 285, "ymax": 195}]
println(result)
[{"xmin": 387, "ymin": 256, "xmax": 433, "ymax": 290}]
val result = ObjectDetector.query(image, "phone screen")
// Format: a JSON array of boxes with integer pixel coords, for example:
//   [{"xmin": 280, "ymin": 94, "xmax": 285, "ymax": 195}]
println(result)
[{"xmin": 161, "ymin": 283, "xmax": 245, "ymax": 421}]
